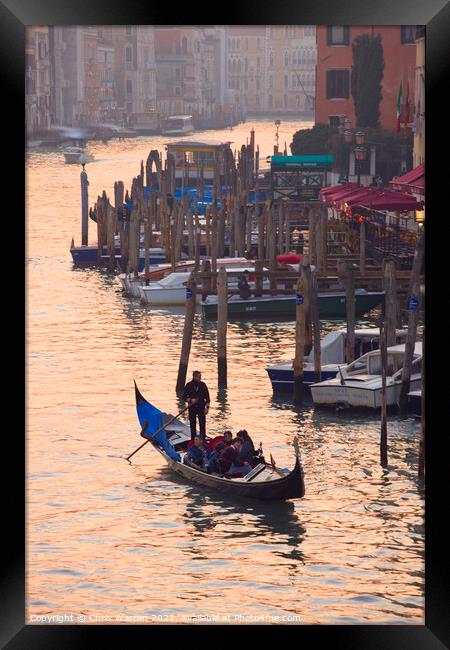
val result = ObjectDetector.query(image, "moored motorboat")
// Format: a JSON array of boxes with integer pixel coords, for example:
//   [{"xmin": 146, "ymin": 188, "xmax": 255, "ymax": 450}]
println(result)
[
  {"xmin": 310, "ymin": 342, "xmax": 422, "ymax": 409},
  {"xmin": 133, "ymin": 383, "xmax": 305, "ymax": 501},
  {"xmin": 138, "ymin": 264, "xmax": 269, "ymax": 305},
  {"xmin": 63, "ymin": 146, "xmax": 94, "ymax": 164},
  {"xmin": 119, "ymin": 257, "xmax": 251, "ymax": 299},
  {"xmin": 407, "ymin": 389, "xmax": 422, "ymax": 418},
  {"xmin": 267, "ymin": 328, "xmax": 408, "ymax": 392},
  {"xmin": 202, "ymin": 288, "xmax": 385, "ymax": 320}
]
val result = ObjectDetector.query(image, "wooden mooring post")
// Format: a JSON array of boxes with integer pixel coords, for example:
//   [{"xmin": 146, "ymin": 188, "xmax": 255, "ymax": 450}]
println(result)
[
  {"xmin": 106, "ymin": 198, "xmax": 116, "ymax": 271},
  {"xmin": 176, "ymin": 274, "xmax": 197, "ymax": 391},
  {"xmin": 217, "ymin": 266, "xmax": 228, "ymax": 387},
  {"xmin": 81, "ymin": 166, "xmax": 89, "ymax": 246},
  {"xmin": 380, "ymin": 316, "xmax": 388, "ymax": 467},
  {"xmin": 293, "ymin": 267, "xmax": 307, "ymax": 404},
  {"xmin": 418, "ymin": 327, "xmax": 425, "ymax": 478},
  {"xmin": 399, "ymin": 233, "xmax": 425, "ymax": 414},
  {"xmin": 311, "ymin": 268, "xmax": 321, "ymax": 382},
  {"xmin": 337, "ymin": 260, "xmax": 356, "ymax": 364},
  {"xmin": 384, "ymin": 259, "xmax": 397, "ymax": 347}
]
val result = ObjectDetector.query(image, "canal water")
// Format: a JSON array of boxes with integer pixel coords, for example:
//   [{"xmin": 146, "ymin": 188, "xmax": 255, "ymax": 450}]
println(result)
[{"xmin": 26, "ymin": 118, "xmax": 424, "ymax": 625}]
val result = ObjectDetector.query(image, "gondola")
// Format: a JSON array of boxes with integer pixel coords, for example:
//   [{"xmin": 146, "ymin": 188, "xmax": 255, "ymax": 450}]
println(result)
[{"xmin": 134, "ymin": 383, "xmax": 305, "ymax": 501}]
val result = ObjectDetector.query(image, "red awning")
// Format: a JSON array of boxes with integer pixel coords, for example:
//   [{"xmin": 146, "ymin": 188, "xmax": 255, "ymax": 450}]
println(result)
[
  {"xmin": 333, "ymin": 187, "xmax": 374, "ymax": 209},
  {"xmin": 389, "ymin": 163, "xmax": 425, "ymax": 196},
  {"xmin": 350, "ymin": 189, "xmax": 423, "ymax": 212},
  {"xmin": 320, "ymin": 182, "xmax": 358, "ymax": 200},
  {"xmin": 321, "ymin": 184, "xmax": 363, "ymax": 206}
]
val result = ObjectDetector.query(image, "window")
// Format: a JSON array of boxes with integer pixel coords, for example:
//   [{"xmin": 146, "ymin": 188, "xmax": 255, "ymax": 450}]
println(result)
[
  {"xmin": 401, "ymin": 25, "xmax": 420, "ymax": 44},
  {"xmin": 256, "ymin": 78, "xmax": 260, "ymax": 90},
  {"xmin": 245, "ymin": 38, "xmax": 248, "ymax": 50},
  {"xmin": 244, "ymin": 79, "xmax": 248, "ymax": 90},
  {"xmin": 257, "ymin": 57, "xmax": 260, "ymax": 72},
  {"xmin": 175, "ymin": 87, "xmax": 180, "ymax": 95},
  {"xmin": 284, "ymin": 75, "xmax": 288, "ymax": 89},
  {"xmin": 269, "ymin": 95, "xmax": 273, "ymax": 108},
  {"xmin": 326, "ymin": 26, "xmax": 350, "ymax": 46},
  {"xmin": 237, "ymin": 38, "xmax": 240, "ymax": 49},
  {"xmin": 126, "ymin": 79, "xmax": 132, "ymax": 94},
  {"xmin": 245, "ymin": 58, "xmax": 248, "ymax": 72},
  {"xmin": 284, "ymin": 51, "xmax": 289, "ymax": 66},
  {"xmin": 126, "ymin": 47, "xmax": 132, "ymax": 63},
  {"xmin": 328, "ymin": 115, "xmax": 342, "ymax": 126},
  {"xmin": 143, "ymin": 47, "xmax": 149, "ymax": 63},
  {"xmin": 126, "ymin": 26, "xmax": 132, "ymax": 35},
  {"xmin": 284, "ymin": 94, "xmax": 288, "ymax": 108},
  {"xmin": 256, "ymin": 95, "xmax": 260, "ymax": 106},
  {"xmin": 269, "ymin": 51, "xmax": 274, "ymax": 67},
  {"xmin": 326, "ymin": 70, "xmax": 349, "ymax": 99}
]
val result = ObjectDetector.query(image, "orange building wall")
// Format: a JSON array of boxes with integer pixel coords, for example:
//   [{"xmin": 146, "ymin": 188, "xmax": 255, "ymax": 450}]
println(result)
[{"xmin": 315, "ymin": 26, "xmax": 416, "ymax": 131}]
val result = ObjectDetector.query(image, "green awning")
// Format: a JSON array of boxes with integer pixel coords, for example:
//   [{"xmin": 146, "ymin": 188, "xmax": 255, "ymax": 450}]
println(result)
[{"xmin": 271, "ymin": 155, "xmax": 334, "ymax": 170}]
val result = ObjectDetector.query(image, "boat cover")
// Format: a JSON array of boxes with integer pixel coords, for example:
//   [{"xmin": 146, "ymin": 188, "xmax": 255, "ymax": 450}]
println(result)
[
  {"xmin": 136, "ymin": 396, "xmax": 181, "ymax": 461},
  {"xmin": 306, "ymin": 331, "xmax": 345, "ymax": 365}
]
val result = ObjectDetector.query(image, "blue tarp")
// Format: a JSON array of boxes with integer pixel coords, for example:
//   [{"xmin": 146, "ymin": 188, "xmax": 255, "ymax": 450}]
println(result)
[
  {"xmin": 125, "ymin": 185, "xmax": 268, "ymax": 216},
  {"xmin": 136, "ymin": 397, "xmax": 181, "ymax": 462}
]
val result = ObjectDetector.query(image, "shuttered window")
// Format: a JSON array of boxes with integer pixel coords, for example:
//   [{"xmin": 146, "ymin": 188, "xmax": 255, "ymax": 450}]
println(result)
[
  {"xmin": 326, "ymin": 70, "xmax": 349, "ymax": 99},
  {"xmin": 326, "ymin": 26, "xmax": 350, "ymax": 46}
]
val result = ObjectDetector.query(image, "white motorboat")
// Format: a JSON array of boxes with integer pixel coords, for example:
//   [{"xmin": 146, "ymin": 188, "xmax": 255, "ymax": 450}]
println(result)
[
  {"xmin": 119, "ymin": 257, "xmax": 251, "ymax": 299},
  {"xmin": 267, "ymin": 328, "xmax": 408, "ymax": 392},
  {"xmin": 161, "ymin": 115, "xmax": 194, "ymax": 136},
  {"xmin": 63, "ymin": 146, "xmax": 94, "ymax": 164},
  {"xmin": 138, "ymin": 264, "xmax": 268, "ymax": 306},
  {"xmin": 139, "ymin": 271, "xmax": 201, "ymax": 305},
  {"xmin": 310, "ymin": 342, "xmax": 422, "ymax": 409}
]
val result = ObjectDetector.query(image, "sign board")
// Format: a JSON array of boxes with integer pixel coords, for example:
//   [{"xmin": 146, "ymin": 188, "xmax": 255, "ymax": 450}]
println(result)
[
  {"xmin": 186, "ymin": 288, "xmax": 193, "ymax": 299},
  {"xmin": 296, "ymin": 294, "xmax": 304, "ymax": 305}
]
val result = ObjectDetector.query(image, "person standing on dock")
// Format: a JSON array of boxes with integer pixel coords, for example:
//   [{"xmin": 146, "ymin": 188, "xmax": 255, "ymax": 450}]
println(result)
[{"xmin": 182, "ymin": 371, "xmax": 210, "ymax": 440}]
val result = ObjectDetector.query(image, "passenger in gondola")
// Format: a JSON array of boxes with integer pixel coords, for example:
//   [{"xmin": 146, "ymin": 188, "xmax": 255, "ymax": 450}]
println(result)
[
  {"xmin": 236, "ymin": 429, "xmax": 255, "ymax": 465},
  {"xmin": 218, "ymin": 437, "xmax": 252, "ymax": 477},
  {"xmin": 206, "ymin": 441, "xmax": 225, "ymax": 474},
  {"xmin": 184, "ymin": 435, "xmax": 212, "ymax": 471},
  {"xmin": 223, "ymin": 430, "xmax": 233, "ymax": 447}
]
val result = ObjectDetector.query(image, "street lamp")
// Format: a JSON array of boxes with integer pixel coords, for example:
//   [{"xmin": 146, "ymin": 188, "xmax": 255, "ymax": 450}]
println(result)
[
  {"xmin": 275, "ymin": 119, "xmax": 281, "ymax": 154},
  {"xmin": 355, "ymin": 131, "xmax": 365, "ymax": 146},
  {"xmin": 344, "ymin": 129, "xmax": 353, "ymax": 144},
  {"xmin": 354, "ymin": 146, "xmax": 367, "ymax": 186}
]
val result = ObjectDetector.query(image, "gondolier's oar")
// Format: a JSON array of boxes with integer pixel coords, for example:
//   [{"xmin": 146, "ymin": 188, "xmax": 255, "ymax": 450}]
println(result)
[{"xmin": 125, "ymin": 406, "xmax": 189, "ymax": 462}]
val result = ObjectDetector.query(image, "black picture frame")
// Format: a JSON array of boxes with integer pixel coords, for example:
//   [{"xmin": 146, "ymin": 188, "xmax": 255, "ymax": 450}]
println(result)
[{"xmin": 4, "ymin": 0, "xmax": 449, "ymax": 646}]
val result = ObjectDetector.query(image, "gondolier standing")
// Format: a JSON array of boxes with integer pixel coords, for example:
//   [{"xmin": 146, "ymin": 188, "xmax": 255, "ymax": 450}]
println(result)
[{"xmin": 182, "ymin": 371, "xmax": 210, "ymax": 440}]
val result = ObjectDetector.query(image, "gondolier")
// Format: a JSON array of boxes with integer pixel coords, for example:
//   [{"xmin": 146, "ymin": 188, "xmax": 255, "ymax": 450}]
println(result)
[{"xmin": 182, "ymin": 370, "xmax": 210, "ymax": 440}]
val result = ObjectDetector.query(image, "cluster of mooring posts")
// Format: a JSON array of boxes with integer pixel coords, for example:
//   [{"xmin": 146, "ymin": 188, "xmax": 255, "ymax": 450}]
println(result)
[{"xmin": 77, "ymin": 129, "xmax": 424, "ymax": 474}]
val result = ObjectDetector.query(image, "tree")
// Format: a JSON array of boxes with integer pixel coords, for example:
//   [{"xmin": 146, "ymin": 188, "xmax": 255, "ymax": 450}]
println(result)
[
  {"xmin": 351, "ymin": 34, "xmax": 384, "ymax": 128},
  {"xmin": 291, "ymin": 123, "xmax": 413, "ymax": 181},
  {"xmin": 290, "ymin": 123, "xmax": 337, "ymax": 156}
]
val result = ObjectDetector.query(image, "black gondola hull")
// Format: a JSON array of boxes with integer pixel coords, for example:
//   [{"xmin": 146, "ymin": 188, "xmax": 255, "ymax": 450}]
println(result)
[{"xmin": 152, "ymin": 441, "xmax": 305, "ymax": 501}]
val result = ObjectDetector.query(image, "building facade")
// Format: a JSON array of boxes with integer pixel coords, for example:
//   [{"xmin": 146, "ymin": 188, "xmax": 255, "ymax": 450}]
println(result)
[
  {"xmin": 113, "ymin": 26, "xmax": 156, "ymax": 119},
  {"xmin": 26, "ymin": 27, "xmax": 52, "ymax": 134},
  {"xmin": 315, "ymin": 25, "xmax": 421, "ymax": 130},
  {"xmin": 264, "ymin": 25, "xmax": 316, "ymax": 114},
  {"xmin": 155, "ymin": 27, "xmax": 202, "ymax": 117},
  {"xmin": 413, "ymin": 33, "xmax": 425, "ymax": 166}
]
